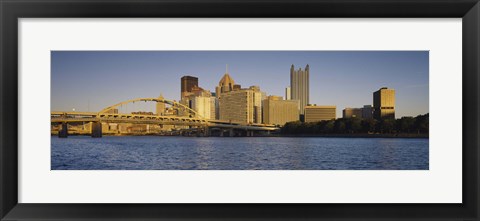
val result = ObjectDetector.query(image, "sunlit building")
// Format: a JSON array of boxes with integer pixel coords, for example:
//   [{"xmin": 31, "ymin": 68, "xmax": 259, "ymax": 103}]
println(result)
[
  {"xmin": 290, "ymin": 64, "xmax": 310, "ymax": 115},
  {"xmin": 189, "ymin": 95, "xmax": 212, "ymax": 119},
  {"xmin": 285, "ymin": 87, "xmax": 291, "ymax": 100},
  {"xmin": 215, "ymin": 66, "xmax": 236, "ymax": 98},
  {"xmin": 262, "ymin": 96, "xmax": 299, "ymax": 125},
  {"xmin": 156, "ymin": 94, "xmax": 165, "ymax": 116},
  {"xmin": 219, "ymin": 87, "xmax": 264, "ymax": 124},
  {"xmin": 304, "ymin": 105, "xmax": 336, "ymax": 122},
  {"xmin": 373, "ymin": 87, "xmax": 395, "ymax": 120}
]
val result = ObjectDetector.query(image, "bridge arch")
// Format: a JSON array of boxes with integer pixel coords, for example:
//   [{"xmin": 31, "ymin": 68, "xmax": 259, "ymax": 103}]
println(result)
[{"xmin": 98, "ymin": 98, "xmax": 204, "ymax": 119}]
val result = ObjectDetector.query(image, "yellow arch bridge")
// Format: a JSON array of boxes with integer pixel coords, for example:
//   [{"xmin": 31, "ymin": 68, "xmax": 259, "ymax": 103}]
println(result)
[{"xmin": 51, "ymin": 98, "xmax": 279, "ymax": 138}]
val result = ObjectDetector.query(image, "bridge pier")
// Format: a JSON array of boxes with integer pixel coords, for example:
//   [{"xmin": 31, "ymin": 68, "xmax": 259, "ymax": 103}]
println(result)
[
  {"xmin": 203, "ymin": 127, "xmax": 210, "ymax": 137},
  {"xmin": 58, "ymin": 123, "xmax": 68, "ymax": 138},
  {"xmin": 91, "ymin": 122, "xmax": 102, "ymax": 138},
  {"xmin": 229, "ymin": 128, "xmax": 234, "ymax": 137}
]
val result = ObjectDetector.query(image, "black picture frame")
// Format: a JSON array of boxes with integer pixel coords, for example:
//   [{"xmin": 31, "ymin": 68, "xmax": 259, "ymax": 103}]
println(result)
[{"xmin": 1, "ymin": 0, "xmax": 479, "ymax": 220}]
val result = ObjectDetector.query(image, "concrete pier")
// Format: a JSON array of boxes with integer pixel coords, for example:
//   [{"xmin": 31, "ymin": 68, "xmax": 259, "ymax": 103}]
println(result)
[
  {"xmin": 58, "ymin": 123, "xmax": 68, "ymax": 138},
  {"xmin": 91, "ymin": 122, "xmax": 102, "ymax": 138}
]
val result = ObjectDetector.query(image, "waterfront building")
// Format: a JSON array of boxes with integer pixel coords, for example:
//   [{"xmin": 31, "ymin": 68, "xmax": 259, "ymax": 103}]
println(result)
[
  {"xmin": 373, "ymin": 87, "xmax": 395, "ymax": 120},
  {"xmin": 210, "ymin": 96, "xmax": 218, "ymax": 120},
  {"xmin": 180, "ymin": 76, "xmax": 199, "ymax": 99},
  {"xmin": 285, "ymin": 87, "xmax": 291, "ymax": 100},
  {"xmin": 249, "ymin": 86, "xmax": 264, "ymax": 124},
  {"xmin": 262, "ymin": 96, "xmax": 299, "ymax": 125},
  {"xmin": 343, "ymin": 108, "xmax": 363, "ymax": 119},
  {"xmin": 304, "ymin": 105, "xmax": 336, "ymax": 122},
  {"xmin": 362, "ymin": 105, "xmax": 373, "ymax": 119},
  {"xmin": 182, "ymin": 86, "xmax": 215, "ymax": 120},
  {"xmin": 156, "ymin": 94, "xmax": 165, "ymax": 116},
  {"xmin": 219, "ymin": 87, "xmax": 264, "ymax": 124},
  {"xmin": 189, "ymin": 95, "xmax": 212, "ymax": 119},
  {"xmin": 290, "ymin": 64, "xmax": 310, "ymax": 115}
]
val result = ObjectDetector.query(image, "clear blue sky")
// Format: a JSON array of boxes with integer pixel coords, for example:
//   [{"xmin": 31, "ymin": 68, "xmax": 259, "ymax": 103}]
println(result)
[{"xmin": 51, "ymin": 51, "xmax": 429, "ymax": 118}]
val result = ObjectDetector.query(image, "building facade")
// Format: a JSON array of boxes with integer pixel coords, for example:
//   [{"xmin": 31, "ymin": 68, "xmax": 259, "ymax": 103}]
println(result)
[
  {"xmin": 180, "ymin": 76, "xmax": 198, "ymax": 99},
  {"xmin": 304, "ymin": 105, "xmax": 336, "ymax": 122},
  {"xmin": 218, "ymin": 87, "xmax": 263, "ymax": 124},
  {"xmin": 290, "ymin": 64, "xmax": 310, "ymax": 115},
  {"xmin": 373, "ymin": 87, "xmax": 395, "ymax": 120},
  {"xmin": 156, "ymin": 94, "xmax": 165, "ymax": 116},
  {"xmin": 285, "ymin": 87, "xmax": 291, "ymax": 100},
  {"xmin": 215, "ymin": 72, "xmax": 236, "ymax": 97},
  {"xmin": 343, "ymin": 108, "xmax": 363, "ymax": 118},
  {"xmin": 189, "ymin": 95, "xmax": 212, "ymax": 120},
  {"xmin": 262, "ymin": 96, "xmax": 299, "ymax": 125},
  {"xmin": 362, "ymin": 105, "xmax": 373, "ymax": 119}
]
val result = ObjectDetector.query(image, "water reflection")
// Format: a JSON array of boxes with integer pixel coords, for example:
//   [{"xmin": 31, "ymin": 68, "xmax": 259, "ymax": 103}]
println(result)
[{"xmin": 51, "ymin": 136, "xmax": 429, "ymax": 170}]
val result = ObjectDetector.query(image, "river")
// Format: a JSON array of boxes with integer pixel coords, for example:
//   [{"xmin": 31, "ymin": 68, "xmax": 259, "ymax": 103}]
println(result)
[{"xmin": 51, "ymin": 136, "xmax": 428, "ymax": 170}]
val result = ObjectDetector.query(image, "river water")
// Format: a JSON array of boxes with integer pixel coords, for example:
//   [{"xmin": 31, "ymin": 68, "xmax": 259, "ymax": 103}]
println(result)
[{"xmin": 51, "ymin": 136, "xmax": 428, "ymax": 170}]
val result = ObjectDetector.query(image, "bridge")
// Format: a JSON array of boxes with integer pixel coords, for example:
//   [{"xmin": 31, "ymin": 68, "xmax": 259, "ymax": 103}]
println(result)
[{"xmin": 51, "ymin": 97, "xmax": 279, "ymax": 138}]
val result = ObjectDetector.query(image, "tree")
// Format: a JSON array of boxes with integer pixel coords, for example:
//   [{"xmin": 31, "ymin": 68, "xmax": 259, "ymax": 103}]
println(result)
[
  {"xmin": 334, "ymin": 120, "xmax": 346, "ymax": 133},
  {"xmin": 397, "ymin": 117, "xmax": 415, "ymax": 133},
  {"xmin": 361, "ymin": 118, "xmax": 377, "ymax": 133}
]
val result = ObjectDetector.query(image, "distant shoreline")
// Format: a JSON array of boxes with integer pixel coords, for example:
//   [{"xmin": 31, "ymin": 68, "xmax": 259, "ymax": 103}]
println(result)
[
  {"xmin": 278, "ymin": 133, "xmax": 428, "ymax": 138},
  {"xmin": 52, "ymin": 133, "xmax": 428, "ymax": 138}
]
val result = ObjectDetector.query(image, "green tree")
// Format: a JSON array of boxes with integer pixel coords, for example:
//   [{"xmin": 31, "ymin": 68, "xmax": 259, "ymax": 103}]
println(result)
[{"xmin": 334, "ymin": 120, "xmax": 346, "ymax": 133}]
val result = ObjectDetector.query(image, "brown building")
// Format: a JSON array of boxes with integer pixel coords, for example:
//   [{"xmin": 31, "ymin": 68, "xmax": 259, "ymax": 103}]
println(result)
[
  {"xmin": 304, "ymin": 105, "xmax": 336, "ymax": 122},
  {"xmin": 181, "ymin": 76, "xmax": 198, "ymax": 98},
  {"xmin": 373, "ymin": 87, "xmax": 395, "ymax": 120},
  {"xmin": 343, "ymin": 108, "xmax": 363, "ymax": 118}
]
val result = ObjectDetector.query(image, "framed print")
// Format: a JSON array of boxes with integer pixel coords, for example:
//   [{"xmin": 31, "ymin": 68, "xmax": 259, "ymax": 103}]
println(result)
[{"xmin": 1, "ymin": 0, "xmax": 479, "ymax": 220}]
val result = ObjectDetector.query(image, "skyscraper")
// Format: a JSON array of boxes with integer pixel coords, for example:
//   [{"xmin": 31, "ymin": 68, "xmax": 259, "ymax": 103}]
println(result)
[
  {"xmin": 290, "ymin": 64, "xmax": 310, "ymax": 115},
  {"xmin": 373, "ymin": 87, "xmax": 395, "ymax": 120},
  {"xmin": 180, "ymin": 76, "xmax": 198, "ymax": 99}
]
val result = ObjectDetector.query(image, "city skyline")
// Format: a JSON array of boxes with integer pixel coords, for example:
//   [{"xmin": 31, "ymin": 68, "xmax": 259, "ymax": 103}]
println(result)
[{"xmin": 51, "ymin": 51, "xmax": 429, "ymax": 118}]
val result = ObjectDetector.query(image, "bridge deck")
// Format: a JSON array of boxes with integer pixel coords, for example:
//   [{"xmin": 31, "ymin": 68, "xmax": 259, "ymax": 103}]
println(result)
[{"xmin": 51, "ymin": 112, "xmax": 279, "ymax": 131}]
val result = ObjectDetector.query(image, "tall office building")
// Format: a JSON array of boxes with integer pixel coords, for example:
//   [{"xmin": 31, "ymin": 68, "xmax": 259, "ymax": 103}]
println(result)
[
  {"xmin": 290, "ymin": 64, "xmax": 310, "ymax": 115},
  {"xmin": 180, "ymin": 76, "xmax": 198, "ymax": 99},
  {"xmin": 373, "ymin": 87, "xmax": 395, "ymax": 120},
  {"xmin": 263, "ymin": 96, "xmax": 299, "ymax": 125},
  {"xmin": 304, "ymin": 105, "xmax": 336, "ymax": 122},
  {"xmin": 156, "ymin": 94, "xmax": 165, "ymax": 116},
  {"xmin": 285, "ymin": 87, "xmax": 291, "ymax": 100}
]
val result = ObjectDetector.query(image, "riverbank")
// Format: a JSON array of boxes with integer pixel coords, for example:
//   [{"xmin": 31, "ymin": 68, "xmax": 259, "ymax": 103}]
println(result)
[
  {"xmin": 52, "ymin": 132, "xmax": 428, "ymax": 138},
  {"xmin": 279, "ymin": 133, "xmax": 428, "ymax": 138}
]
